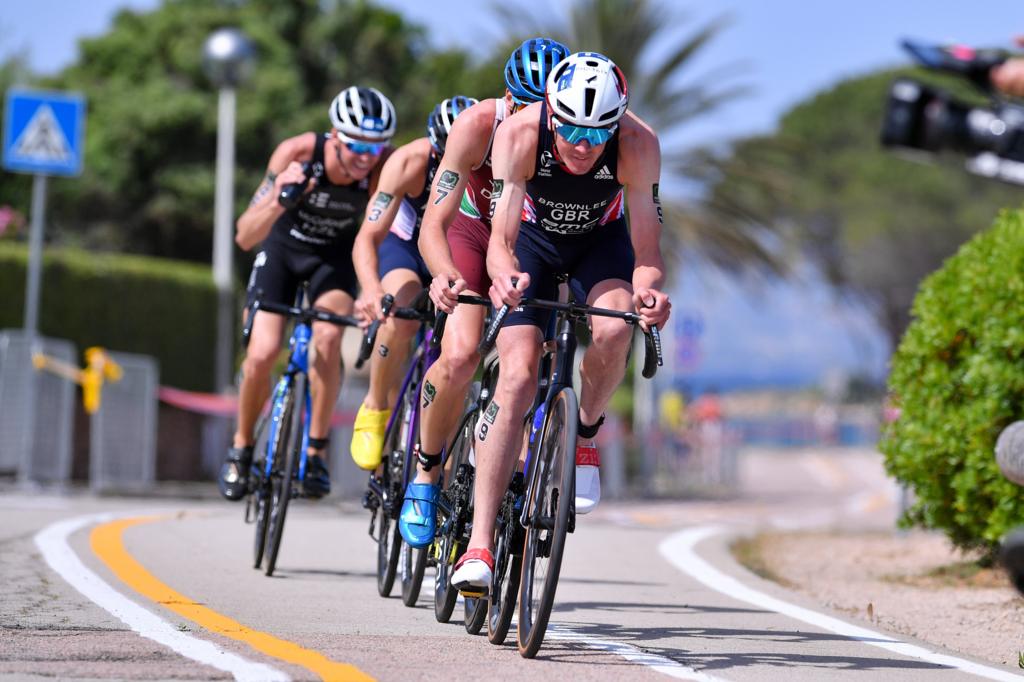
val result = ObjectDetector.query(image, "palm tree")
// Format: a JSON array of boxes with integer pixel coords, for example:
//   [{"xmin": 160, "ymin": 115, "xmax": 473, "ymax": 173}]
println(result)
[{"xmin": 492, "ymin": 0, "xmax": 786, "ymax": 274}]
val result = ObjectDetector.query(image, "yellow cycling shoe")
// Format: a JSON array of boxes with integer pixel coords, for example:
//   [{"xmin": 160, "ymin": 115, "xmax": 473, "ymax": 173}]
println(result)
[{"xmin": 350, "ymin": 404, "xmax": 391, "ymax": 470}]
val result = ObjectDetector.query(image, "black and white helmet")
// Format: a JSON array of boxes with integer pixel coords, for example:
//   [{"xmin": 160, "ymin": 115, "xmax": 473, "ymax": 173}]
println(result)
[
  {"xmin": 329, "ymin": 86, "xmax": 397, "ymax": 141},
  {"xmin": 426, "ymin": 95, "xmax": 478, "ymax": 155},
  {"xmin": 545, "ymin": 52, "xmax": 629, "ymax": 127}
]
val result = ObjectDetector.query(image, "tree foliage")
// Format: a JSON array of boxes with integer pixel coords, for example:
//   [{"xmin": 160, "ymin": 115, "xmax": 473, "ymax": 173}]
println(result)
[
  {"xmin": 881, "ymin": 209, "xmax": 1024, "ymax": 554},
  {"xmin": 702, "ymin": 68, "xmax": 1023, "ymax": 345},
  {"xmin": 3, "ymin": 0, "xmax": 498, "ymax": 268}
]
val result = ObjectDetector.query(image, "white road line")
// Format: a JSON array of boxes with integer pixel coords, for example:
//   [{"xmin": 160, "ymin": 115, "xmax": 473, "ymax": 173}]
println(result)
[
  {"xmin": 34, "ymin": 512, "xmax": 289, "ymax": 682},
  {"xmin": 659, "ymin": 525, "xmax": 1022, "ymax": 681},
  {"xmin": 548, "ymin": 623, "xmax": 730, "ymax": 681}
]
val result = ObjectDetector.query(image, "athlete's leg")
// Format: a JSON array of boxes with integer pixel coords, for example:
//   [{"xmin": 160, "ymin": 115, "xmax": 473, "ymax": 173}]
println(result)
[
  {"xmin": 412, "ymin": 295, "xmax": 486, "ymax": 486},
  {"xmin": 361, "ymin": 268, "xmax": 422, "ymax": 410},
  {"xmin": 465, "ymin": 324, "xmax": 543, "ymax": 554},
  {"xmin": 579, "ymin": 278, "xmax": 634, "ymax": 430},
  {"xmin": 235, "ymin": 310, "xmax": 287, "ymax": 448},
  {"xmin": 303, "ymin": 288, "xmax": 354, "ymax": 497}
]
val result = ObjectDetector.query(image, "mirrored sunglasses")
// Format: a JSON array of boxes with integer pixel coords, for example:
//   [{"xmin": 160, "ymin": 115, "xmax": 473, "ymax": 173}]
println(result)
[
  {"xmin": 336, "ymin": 131, "xmax": 386, "ymax": 155},
  {"xmin": 554, "ymin": 120, "xmax": 617, "ymax": 146}
]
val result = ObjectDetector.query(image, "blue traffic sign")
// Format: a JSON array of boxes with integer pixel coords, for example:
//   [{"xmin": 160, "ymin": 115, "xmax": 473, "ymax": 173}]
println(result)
[{"xmin": 3, "ymin": 89, "xmax": 86, "ymax": 176}]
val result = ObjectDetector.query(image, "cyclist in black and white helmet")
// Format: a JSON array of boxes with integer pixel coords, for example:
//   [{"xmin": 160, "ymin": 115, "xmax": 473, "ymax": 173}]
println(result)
[
  {"xmin": 350, "ymin": 96, "xmax": 477, "ymax": 480},
  {"xmin": 218, "ymin": 85, "xmax": 396, "ymax": 504}
]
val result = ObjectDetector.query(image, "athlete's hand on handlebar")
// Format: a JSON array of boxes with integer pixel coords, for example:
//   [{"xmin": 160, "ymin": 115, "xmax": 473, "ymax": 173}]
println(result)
[
  {"xmin": 355, "ymin": 287, "xmax": 387, "ymax": 326},
  {"xmin": 429, "ymin": 273, "xmax": 466, "ymax": 314},
  {"xmin": 490, "ymin": 272, "xmax": 530, "ymax": 309},
  {"xmin": 633, "ymin": 287, "xmax": 671, "ymax": 331}
]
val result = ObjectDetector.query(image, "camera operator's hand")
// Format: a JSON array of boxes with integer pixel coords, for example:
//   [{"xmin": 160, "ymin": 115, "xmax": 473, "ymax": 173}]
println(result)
[{"xmin": 991, "ymin": 36, "xmax": 1024, "ymax": 97}]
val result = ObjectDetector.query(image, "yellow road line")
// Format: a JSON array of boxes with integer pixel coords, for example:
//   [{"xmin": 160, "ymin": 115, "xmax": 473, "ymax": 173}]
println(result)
[{"xmin": 90, "ymin": 516, "xmax": 373, "ymax": 682}]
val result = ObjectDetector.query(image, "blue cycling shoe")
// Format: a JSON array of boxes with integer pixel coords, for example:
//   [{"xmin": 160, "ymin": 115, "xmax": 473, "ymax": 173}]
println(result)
[{"xmin": 399, "ymin": 482, "xmax": 439, "ymax": 548}]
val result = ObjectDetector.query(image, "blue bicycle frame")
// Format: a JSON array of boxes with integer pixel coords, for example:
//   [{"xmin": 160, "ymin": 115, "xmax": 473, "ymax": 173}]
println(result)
[{"xmin": 263, "ymin": 321, "xmax": 313, "ymax": 485}]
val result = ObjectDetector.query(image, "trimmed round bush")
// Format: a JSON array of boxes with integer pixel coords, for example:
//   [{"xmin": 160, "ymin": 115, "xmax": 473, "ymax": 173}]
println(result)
[{"xmin": 881, "ymin": 208, "xmax": 1024, "ymax": 555}]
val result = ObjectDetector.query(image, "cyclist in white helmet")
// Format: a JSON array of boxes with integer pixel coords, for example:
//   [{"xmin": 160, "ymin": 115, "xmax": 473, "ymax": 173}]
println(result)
[
  {"xmin": 219, "ymin": 86, "xmax": 395, "ymax": 502},
  {"xmin": 451, "ymin": 52, "xmax": 671, "ymax": 591}
]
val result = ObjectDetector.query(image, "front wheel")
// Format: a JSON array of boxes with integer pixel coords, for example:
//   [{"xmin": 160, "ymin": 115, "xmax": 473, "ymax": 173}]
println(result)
[
  {"xmin": 377, "ymin": 389, "xmax": 412, "ymax": 597},
  {"xmin": 517, "ymin": 388, "xmax": 577, "ymax": 658},
  {"xmin": 400, "ymin": 542, "xmax": 428, "ymax": 607},
  {"xmin": 264, "ymin": 375, "xmax": 305, "ymax": 577}
]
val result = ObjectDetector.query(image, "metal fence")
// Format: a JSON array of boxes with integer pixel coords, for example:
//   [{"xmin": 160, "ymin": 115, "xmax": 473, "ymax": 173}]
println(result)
[
  {"xmin": 0, "ymin": 330, "xmax": 76, "ymax": 485},
  {"xmin": 90, "ymin": 351, "xmax": 159, "ymax": 493}
]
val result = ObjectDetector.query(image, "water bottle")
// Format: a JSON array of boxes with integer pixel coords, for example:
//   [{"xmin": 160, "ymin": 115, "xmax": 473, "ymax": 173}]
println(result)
[{"xmin": 278, "ymin": 162, "xmax": 312, "ymax": 209}]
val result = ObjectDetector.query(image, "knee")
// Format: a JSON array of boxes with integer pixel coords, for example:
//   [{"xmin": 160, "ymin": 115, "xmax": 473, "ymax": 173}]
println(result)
[
  {"xmin": 498, "ymin": 360, "xmax": 536, "ymax": 399},
  {"xmin": 313, "ymin": 327, "xmax": 343, "ymax": 362},
  {"xmin": 440, "ymin": 341, "xmax": 480, "ymax": 386},
  {"xmin": 591, "ymin": 320, "xmax": 632, "ymax": 355},
  {"xmin": 242, "ymin": 344, "xmax": 277, "ymax": 378}
]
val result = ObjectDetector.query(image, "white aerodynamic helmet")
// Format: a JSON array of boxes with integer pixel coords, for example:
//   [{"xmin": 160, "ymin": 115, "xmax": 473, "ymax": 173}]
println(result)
[
  {"xmin": 545, "ymin": 51, "xmax": 629, "ymax": 127},
  {"xmin": 329, "ymin": 86, "xmax": 397, "ymax": 141}
]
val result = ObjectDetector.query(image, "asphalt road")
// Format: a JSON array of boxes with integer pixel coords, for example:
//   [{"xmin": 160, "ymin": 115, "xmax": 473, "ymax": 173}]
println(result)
[{"xmin": 2, "ymin": 449, "xmax": 1020, "ymax": 681}]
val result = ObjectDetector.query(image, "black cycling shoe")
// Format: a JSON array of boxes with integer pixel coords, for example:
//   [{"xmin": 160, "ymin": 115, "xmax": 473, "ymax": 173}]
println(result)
[
  {"xmin": 303, "ymin": 454, "xmax": 331, "ymax": 499},
  {"xmin": 218, "ymin": 445, "xmax": 253, "ymax": 501}
]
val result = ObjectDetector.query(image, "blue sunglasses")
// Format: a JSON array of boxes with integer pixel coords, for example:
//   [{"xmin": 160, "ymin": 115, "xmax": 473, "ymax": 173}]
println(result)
[
  {"xmin": 554, "ymin": 119, "xmax": 617, "ymax": 146},
  {"xmin": 337, "ymin": 131, "xmax": 386, "ymax": 155}
]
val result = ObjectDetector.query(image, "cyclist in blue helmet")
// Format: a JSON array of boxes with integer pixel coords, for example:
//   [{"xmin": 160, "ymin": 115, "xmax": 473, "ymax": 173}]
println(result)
[
  {"xmin": 388, "ymin": 38, "xmax": 569, "ymax": 551},
  {"xmin": 350, "ymin": 96, "xmax": 477, "ymax": 470},
  {"xmin": 505, "ymin": 37, "xmax": 570, "ymax": 105}
]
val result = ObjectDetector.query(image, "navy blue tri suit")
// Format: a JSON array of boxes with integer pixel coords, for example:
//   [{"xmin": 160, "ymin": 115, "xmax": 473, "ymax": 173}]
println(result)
[
  {"xmin": 246, "ymin": 132, "xmax": 368, "ymax": 307},
  {"xmin": 504, "ymin": 101, "xmax": 635, "ymax": 330},
  {"xmin": 375, "ymin": 151, "xmax": 438, "ymax": 285}
]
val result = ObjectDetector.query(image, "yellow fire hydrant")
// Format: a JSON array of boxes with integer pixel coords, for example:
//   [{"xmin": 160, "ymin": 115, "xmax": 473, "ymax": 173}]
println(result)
[{"xmin": 32, "ymin": 346, "xmax": 123, "ymax": 414}]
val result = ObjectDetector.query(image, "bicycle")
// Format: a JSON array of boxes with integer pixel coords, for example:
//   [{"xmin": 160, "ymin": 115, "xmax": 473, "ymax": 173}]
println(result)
[
  {"xmin": 241, "ymin": 286, "xmax": 363, "ymax": 577},
  {"xmin": 357, "ymin": 291, "xmax": 439, "ymax": 602},
  {"xmin": 478, "ymin": 281, "xmax": 663, "ymax": 657}
]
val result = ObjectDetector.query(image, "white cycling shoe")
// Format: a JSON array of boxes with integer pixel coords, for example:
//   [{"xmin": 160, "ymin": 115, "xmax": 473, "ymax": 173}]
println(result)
[
  {"xmin": 575, "ymin": 443, "xmax": 601, "ymax": 515},
  {"xmin": 451, "ymin": 547, "xmax": 493, "ymax": 597}
]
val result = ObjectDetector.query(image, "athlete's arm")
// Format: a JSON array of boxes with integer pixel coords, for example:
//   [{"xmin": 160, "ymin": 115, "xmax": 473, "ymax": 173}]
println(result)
[
  {"xmin": 618, "ymin": 112, "xmax": 671, "ymax": 330},
  {"xmin": 352, "ymin": 141, "xmax": 429, "ymax": 322},
  {"xmin": 235, "ymin": 132, "xmax": 315, "ymax": 252},
  {"xmin": 418, "ymin": 101, "xmax": 498, "ymax": 311},
  {"xmin": 486, "ymin": 108, "xmax": 538, "ymax": 308}
]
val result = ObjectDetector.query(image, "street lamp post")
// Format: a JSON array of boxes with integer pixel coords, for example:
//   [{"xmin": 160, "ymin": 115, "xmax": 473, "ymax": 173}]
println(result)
[{"xmin": 203, "ymin": 28, "xmax": 255, "ymax": 393}]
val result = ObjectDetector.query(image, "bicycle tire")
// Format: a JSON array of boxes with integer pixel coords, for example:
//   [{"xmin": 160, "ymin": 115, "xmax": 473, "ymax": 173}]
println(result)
[
  {"xmin": 433, "ymin": 405, "xmax": 477, "ymax": 622},
  {"xmin": 464, "ymin": 595, "xmax": 487, "ymax": 634},
  {"xmin": 400, "ymin": 542, "xmax": 429, "ymax": 607},
  {"xmin": 251, "ymin": 415, "xmax": 271, "ymax": 569},
  {"xmin": 264, "ymin": 374, "xmax": 305, "ymax": 577},
  {"xmin": 487, "ymin": 473, "xmax": 525, "ymax": 644},
  {"xmin": 376, "ymin": 388, "xmax": 411, "ymax": 597},
  {"xmin": 517, "ymin": 387, "xmax": 577, "ymax": 658}
]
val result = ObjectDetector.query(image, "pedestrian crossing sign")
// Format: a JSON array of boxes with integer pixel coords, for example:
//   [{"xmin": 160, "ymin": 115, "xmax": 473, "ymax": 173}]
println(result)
[{"xmin": 3, "ymin": 89, "xmax": 86, "ymax": 176}]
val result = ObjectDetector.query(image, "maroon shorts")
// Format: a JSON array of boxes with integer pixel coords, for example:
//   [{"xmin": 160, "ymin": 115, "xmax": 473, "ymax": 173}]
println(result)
[{"xmin": 448, "ymin": 212, "xmax": 491, "ymax": 295}]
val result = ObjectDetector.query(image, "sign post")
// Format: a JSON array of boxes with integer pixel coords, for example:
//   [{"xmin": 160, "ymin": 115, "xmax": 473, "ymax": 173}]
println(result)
[{"xmin": 3, "ymin": 88, "xmax": 86, "ymax": 476}]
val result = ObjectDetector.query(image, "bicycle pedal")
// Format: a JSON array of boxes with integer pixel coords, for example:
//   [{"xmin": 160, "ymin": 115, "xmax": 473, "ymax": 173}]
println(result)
[{"xmin": 458, "ymin": 587, "xmax": 487, "ymax": 598}]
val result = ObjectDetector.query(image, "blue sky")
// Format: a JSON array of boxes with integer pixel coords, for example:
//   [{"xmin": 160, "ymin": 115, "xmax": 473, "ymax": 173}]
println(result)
[{"xmin": 3, "ymin": 0, "xmax": 1020, "ymax": 391}]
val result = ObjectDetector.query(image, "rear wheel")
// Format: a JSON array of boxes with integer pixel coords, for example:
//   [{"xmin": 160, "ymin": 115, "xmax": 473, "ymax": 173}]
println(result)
[
  {"xmin": 433, "ymin": 404, "xmax": 477, "ymax": 622},
  {"xmin": 517, "ymin": 388, "xmax": 577, "ymax": 658},
  {"xmin": 264, "ymin": 375, "xmax": 305, "ymax": 577},
  {"xmin": 488, "ymin": 472, "xmax": 525, "ymax": 644}
]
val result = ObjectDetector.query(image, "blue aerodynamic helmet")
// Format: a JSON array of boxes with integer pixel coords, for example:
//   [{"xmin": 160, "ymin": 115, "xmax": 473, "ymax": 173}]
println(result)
[
  {"xmin": 504, "ymin": 37, "xmax": 571, "ymax": 104},
  {"xmin": 427, "ymin": 95, "xmax": 478, "ymax": 155}
]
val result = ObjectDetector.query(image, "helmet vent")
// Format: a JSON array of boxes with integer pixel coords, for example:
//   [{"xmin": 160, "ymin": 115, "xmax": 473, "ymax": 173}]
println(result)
[
  {"xmin": 584, "ymin": 88, "xmax": 596, "ymax": 117},
  {"xmin": 598, "ymin": 110, "xmax": 618, "ymax": 123}
]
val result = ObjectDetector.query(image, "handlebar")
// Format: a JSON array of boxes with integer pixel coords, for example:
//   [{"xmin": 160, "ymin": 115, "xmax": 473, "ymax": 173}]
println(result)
[
  {"xmin": 355, "ymin": 291, "xmax": 444, "ymax": 369},
  {"xmin": 429, "ymin": 293, "xmax": 491, "ymax": 351},
  {"xmin": 477, "ymin": 295, "xmax": 664, "ymax": 378}
]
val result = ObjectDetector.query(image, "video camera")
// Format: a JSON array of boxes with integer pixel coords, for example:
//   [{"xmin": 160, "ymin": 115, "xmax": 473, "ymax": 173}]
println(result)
[{"xmin": 880, "ymin": 40, "xmax": 1024, "ymax": 185}]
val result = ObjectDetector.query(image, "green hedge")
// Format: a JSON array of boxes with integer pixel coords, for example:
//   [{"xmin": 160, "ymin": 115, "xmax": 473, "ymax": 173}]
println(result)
[
  {"xmin": 881, "ymin": 208, "xmax": 1024, "ymax": 555},
  {"xmin": 0, "ymin": 241, "xmax": 219, "ymax": 391}
]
